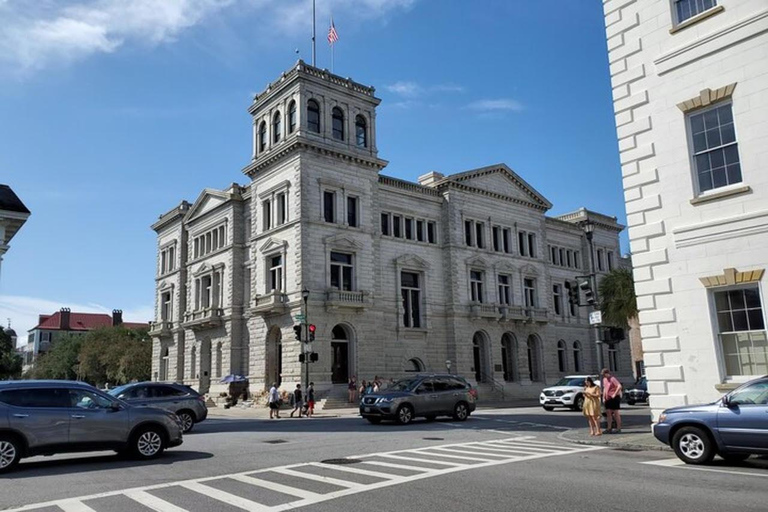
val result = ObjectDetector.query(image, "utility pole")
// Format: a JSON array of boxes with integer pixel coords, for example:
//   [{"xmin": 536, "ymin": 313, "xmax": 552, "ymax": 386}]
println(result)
[
  {"xmin": 302, "ymin": 289, "xmax": 310, "ymax": 391},
  {"xmin": 583, "ymin": 220, "xmax": 606, "ymax": 430}
]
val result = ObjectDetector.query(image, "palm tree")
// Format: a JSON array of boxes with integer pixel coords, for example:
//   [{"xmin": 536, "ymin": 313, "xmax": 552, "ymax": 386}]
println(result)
[{"xmin": 599, "ymin": 268, "xmax": 638, "ymax": 326}]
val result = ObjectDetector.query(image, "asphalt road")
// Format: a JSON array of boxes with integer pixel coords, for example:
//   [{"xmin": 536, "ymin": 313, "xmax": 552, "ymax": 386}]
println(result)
[{"xmin": 1, "ymin": 406, "xmax": 766, "ymax": 512}]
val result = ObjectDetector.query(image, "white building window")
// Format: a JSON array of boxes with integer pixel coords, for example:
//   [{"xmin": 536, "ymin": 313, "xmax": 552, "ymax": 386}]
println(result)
[
  {"xmin": 492, "ymin": 226, "xmax": 501, "ymax": 252},
  {"xmin": 160, "ymin": 245, "xmax": 175, "ymax": 275},
  {"xmin": 715, "ymin": 287, "xmax": 767, "ymax": 377},
  {"xmin": 464, "ymin": 220, "xmax": 473, "ymax": 246},
  {"xmin": 323, "ymin": 190, "xmax": 336, "ymax": 223},
  {"xmin": 573, "ymin": 341, "xmax": 582, "ymax": 373},
  {"xmin": 416, "ymin": 220, "xmax": 425, "ymax": 242},
  {"xmin": 498, "ymin": 274, "xmax": 511, "ymax": 305},
  {"xmin": 518, "ymin": 230, "xmax": 536, "ymax": 258},
  {"xmin": 405, "ymin": 218, "xmax": 414, "ymax": 240},
  {"xmin": 470, "ymin": 270, "xmax": 484, "ymax": 303},
  {"xmin": 277, "ymin": 192, "xmax": 287, "ymax": 225},
  {"xmin": 557, "ymin": 340, "xmax": 567, "ymax": 373},
  {"xmin": 674, "ymin": 0, "xmax": 716, "ymax": 24},
  {"xmin": 381, "ymin": 213, "xmax": 391, "ymax": 236},
  {"xmin": 263, "ymin": 198, "xmax": 272, "ymax": 231},
  {"xmin": 268, "ymin": 255, "xmax": 283, "ymax": 292},
  {"xmin": 690, "ymin": 103, "xmax": 741, "ymax": 194},
  {"xmin": 427, "ymin": 222, "xmax": 437, "ymax": 244},
  {"xmin": 330, "ymin": 252, "xmax": 353, "ymax": 291},
  {"xmin": 524, "ymin": 278, "xmax": 537, "ymax": 308},
  {"xmin": 401, "ymin": 271, "xmax": 422, "ymax": 328},
  {"xmin": 192, "ymin": 224, "xmax": 226, "ymax": 259},
  {"xmin": 347, "ymin": 196, "xmax": 358, "ymax": 227},
  {"xmin": 597, "ymin": 249, "xmax": 605, "ymax": 271},
  {"xmin": 393, "ymin": 215, "xmax": 402, "ymax": 238},
  {"xmin": 475, "ymin": 222, "xmax": 485, "ymax": 249},
  {"xmin": 553, "ymin": 284, "xmax": 563, "ymax": 316},
  {"xmin": 161, "ymin": 292, "xmax": 172, "ymax": 320}
]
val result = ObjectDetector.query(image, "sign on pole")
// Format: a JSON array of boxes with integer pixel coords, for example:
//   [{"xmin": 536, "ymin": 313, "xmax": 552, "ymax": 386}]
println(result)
[
  {"xmin": 589, "ymin": 311, "xmax": 602, "ymax": 325},
  {"xmin": 295, "ymin": 314, "xmax": 306, "ymax": 322}
]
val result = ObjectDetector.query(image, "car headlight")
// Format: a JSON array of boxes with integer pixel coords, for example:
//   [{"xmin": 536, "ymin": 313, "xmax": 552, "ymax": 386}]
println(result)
[{"xmin": 658, "ymin": 413, "xmax": 667, "ymax": 423}]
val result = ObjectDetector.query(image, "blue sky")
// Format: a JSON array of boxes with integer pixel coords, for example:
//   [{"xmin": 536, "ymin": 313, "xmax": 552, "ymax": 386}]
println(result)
[{"xmin": 0, "ymin": 0, "xmax": 623, "ymax": 341}]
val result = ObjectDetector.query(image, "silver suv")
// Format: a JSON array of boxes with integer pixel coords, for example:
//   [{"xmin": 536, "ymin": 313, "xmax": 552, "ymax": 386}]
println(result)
[
  {"xmin": 360, "ymin": 374, "xmax": 477, "ymax": 425},
  {"xmin": 0, "ymin": 380, "xmax": 183, "ymax": 473},
  {"xmin": 108, "ymin": 382, "xmax": 208, "ymax": 433}
]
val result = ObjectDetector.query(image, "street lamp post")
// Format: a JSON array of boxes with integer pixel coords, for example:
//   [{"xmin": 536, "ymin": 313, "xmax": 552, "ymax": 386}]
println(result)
[
  {"xmin": 302, "ymin": 288, "xmax": 310, "ymax": 391},
  {"xmin": 583, "ymin": 220, "xmax": 606, "ymax": 429}
]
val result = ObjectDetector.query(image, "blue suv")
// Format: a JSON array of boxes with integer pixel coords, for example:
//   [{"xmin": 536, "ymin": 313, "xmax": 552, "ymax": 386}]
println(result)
[{"xmin": 653, "ymin": 376, "xmax": 768, "ymax": 464}]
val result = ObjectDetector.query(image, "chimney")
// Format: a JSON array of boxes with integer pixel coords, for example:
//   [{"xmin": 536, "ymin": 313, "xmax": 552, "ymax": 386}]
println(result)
[
  {"xmin": 418, "ymin": 171, "xmax": 444, "ymax": 188},
  {"xmin": 59, "ymin": 308, "xmax": 71, "ymax": 330},
  {"xmin": 112, "ymin": 309, "xmax": 123, "ymax": 326}
]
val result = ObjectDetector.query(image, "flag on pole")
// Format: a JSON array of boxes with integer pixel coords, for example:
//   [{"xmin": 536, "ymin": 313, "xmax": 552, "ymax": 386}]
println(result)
[{"xmin": 328, "ymin": 19, "xmax": 339, "ymax": 45}]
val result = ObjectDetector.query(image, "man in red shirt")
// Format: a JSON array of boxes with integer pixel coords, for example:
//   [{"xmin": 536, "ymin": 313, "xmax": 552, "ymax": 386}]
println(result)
[{"xmin": 601, "ymin": 368, "xmax": 623, "ymax": 433}]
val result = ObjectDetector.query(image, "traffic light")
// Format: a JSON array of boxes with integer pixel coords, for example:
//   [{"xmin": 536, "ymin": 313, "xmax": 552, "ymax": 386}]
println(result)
[
  {"xmin": 609, "ymin": 327, "xmax": 625, "ymax": 343},
  {"xmin": 298, "ymin": 353, "xmax": 306, "ymax": 363},
  {"xmin": 308, "ymin": 324, "xmax": 316, "ymax": 342},
  {"xmin": 310, "ymin": 352, "xmax": 319, "ymax": 362},
  {"xmin": 293, "ymin": 324, "xmax": 302, "ymax": 341},
  {"xmin": 579, "ymin": 279, "xmax": 596, "ymax": 306},
  {"xmin": 565, "ymin": 280, "xmax": 580, "ymax": 306}
]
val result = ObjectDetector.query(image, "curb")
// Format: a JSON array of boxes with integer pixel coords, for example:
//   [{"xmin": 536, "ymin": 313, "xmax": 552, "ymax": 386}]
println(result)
[{"xmin": 557, "ymin": 429, "xmax": 673, "ymax": 452}]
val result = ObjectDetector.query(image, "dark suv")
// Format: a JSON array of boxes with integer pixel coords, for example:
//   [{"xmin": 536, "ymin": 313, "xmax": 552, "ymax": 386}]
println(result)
[
  {"xmin": 108, "ymin": 382, "xmax": 208, "ymax": 433},
  {"xmin": 0, "ymin": 380, "xmax": 183, "ymax": 473},
  {"xmin": 360, "ymin": 374, "xmax": 477, "ymax": 425}
]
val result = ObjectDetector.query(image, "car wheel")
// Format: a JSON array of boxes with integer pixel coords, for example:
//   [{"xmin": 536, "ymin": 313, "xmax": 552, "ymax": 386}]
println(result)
[
  {"xmin": 396, "ymin": 404, "xmax": 414, "ymax": 425},
  {"xmin": 425, "ymin": 415, "xmax": 437, "ymax": 422},
  {"xmin": 543, "ymin": 406, "xmax": 555, "ymax": 412},
  {"xmin": 177, "ymin": 411, "xmax": 195, "ymax": 433},
  {"xmin": 720, "ymin": 452, "xmax": 750, "ymax": 463},
  {"xmin": 0, "ymin": 435, "xmax": 22, "ymax": 473},
  {"xmin": 131, "ymin": 426, "xmax": 166, "ymax": 460},
  {"xmin": 572, "ymin": 395, "xmax": 585, "ymax": 411},
  {"xmin": 672, "ymin": 426, "xmax": 714, "ymax": 465},
  {"xmin": 453, "ymin": 402, "xmax": 469, "ymax": 421},
  {"xmin": 366, "ymin": 417, "xmax": 382, "ymax": 424}
]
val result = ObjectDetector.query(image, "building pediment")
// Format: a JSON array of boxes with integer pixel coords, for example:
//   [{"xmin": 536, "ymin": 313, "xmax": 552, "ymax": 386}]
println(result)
[
  {"xmin": 260, "ymin": 237, "xmax": 288, "ymax": 253},
  {"xmin": 444, "ymin": 164, "xmax": 552, "ymax": 211},
  {"xmin": 159, "ymin": 281, "xmax": 174, "ymax": 291},
  {"xmin": 494, "ymin": 261, "xmax": 516, "ymax": 273},
  {"xmin": 395, "ymin": 253, "xmax": 430, "ymax": 270},
  {"xmin": 465, "ymin": 256, "xmax": 488, "ymax": 268},
  {"xmin": 324, "ymin": 233, "xmax": 364, "ymax": 251},
  {"xmin": 520, "ymin": 264, "xmax": 539, "ymax": 276},
  {"xmin": 184, "ymin": 187, "xmax": 241, "ymax": 223}
]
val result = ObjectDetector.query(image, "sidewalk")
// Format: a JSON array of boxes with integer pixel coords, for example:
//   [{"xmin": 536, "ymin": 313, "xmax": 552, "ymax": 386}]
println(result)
[
  {"xmin": 559, "ymin": 424, "xmax": 672, "ymax": 452},
  {"xmin": 206, "ymin": 405, "xmax": 360, "ymax": 420}
]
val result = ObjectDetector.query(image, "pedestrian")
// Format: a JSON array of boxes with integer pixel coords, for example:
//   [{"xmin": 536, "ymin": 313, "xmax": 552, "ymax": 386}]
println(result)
[
  {"xmin": 268, "ymin": 382, "xmax": 281, "ymax": 419},
  {"xmin": 373, "ymin": 379, "xmax": 380, "ymax": 393},
  {"xmin": 290, "ymin": 384, "xmax": 303, "ymax": 418},
  {"xmin": 601, "ymin": 369, "xmax": 623, "ymax": 434},
  {"xmin": 582, "ymin": 377, "xmax": 601, "ymax": 436},
  {"xmin": 307, "ymin": 382, "xmax": 316, "ymax": 417},
  {"xmin": 348, "ymin": 375, "xmax": 358, "ymax": 403},
  {"xmin": 365, "ymin": 380, "xmax": 373, "ymax": 395},
  {"xmin": 359, "ymin": 379, "xmax": 368, "ymax": 397}
]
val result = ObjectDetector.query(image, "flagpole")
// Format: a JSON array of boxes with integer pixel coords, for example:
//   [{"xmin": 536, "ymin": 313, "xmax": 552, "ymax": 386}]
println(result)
[{"xmin": 312, "ymin": 0, "xmax": 316, "ymax": 66}]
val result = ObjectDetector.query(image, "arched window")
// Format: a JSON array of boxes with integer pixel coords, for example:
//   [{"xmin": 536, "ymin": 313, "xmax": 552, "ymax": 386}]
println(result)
[
  {"xmin": 307, "ymin": 100, "xmax": 320, "ymax": 133},
  {"xmin": 258, "ymin": 121, "xmax": 267, "ymax": 152},
  {"xmin": 355, "ymin": 115, "xmax": 367, "ymax": 148},
  {"xmin": 557, "ymin": 340, "xmax": 567, "ymax": 373},
  {"xmin": 332, "ymin": 107, "xmax": 345, "ymax": 141},
  {"xmin": 273, "ymin": 111, "xmax": 282, "ymax": 143},
  {"xmin": 406, "ymin": 358, "xmax": 424, "ymax": 372},
  {"xmin": 573, "ymin": 341, "xmax": 582, "ymax": 373},
  {"xmin": 288, "ymin": 101, "xmax": 297, "ymax": 133},
  {"xmin": 332, "ymin": 325, "xmax": 348, "ymax": 340}
]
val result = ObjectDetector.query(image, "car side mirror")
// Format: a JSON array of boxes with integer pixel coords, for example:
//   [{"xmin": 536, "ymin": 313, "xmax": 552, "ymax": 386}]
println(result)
[
  {"xmin": 722, "ymin": 396, "xmax": 734, "ymax": 408},
  {"xmin": 109, "ymin": 402, "xmax": 122, "ymax": 412}
]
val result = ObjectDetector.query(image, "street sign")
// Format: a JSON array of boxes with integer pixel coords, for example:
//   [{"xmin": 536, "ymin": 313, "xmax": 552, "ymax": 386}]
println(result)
[
  {"xmin": 589, "ymin": 311, "xmax": 602, "ymax": 325},
  {"xmin": 295, "ymin": 314, "xmax": 306, "ymax": 321}
]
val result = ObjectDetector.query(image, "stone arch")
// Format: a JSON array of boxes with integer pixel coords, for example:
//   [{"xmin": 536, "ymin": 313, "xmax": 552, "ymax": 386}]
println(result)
[
  {"xmin": 501, "ymin": 333, "xmax": 519, "ymax": 382},
  {"xmin": 527, "ymin": 334, "xmax": 543, "ymax": 382},
  {"xmin": 472, "ymin": 330, "xmax": 492, "ymax": 383},
  {"xmin": 331, "ymin": 323, "xmax": 356, "ymax": 384},
  {"xmin": 266, "ymin": 325, "xmax": 283, "ymax": 387},
  {"xmin": 405, "ymin": 357, "xmax": 425, "ymax": 373}
]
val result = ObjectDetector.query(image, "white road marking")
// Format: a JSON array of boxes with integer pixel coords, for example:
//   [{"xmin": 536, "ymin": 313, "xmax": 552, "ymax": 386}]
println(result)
[
  {"xmin": 641, "ymin": 458, "xmax": 768, "ymax": 478},
  {"xmin": 6, "ymin": 437, "xmax": 603, "ymax": 512},
  {"xmin": 415, "ymin": 449, "xmax": 503, "ymax": 462},
  {"xmin": 305, "ymin": 461, "xmax": 398, "ymax": 480},
  {"xmin": 432, "ymin": 446, "xmax": 512, "ymax": 459}
]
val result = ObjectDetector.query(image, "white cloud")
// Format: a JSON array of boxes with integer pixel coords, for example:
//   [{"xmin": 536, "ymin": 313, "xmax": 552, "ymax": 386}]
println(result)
[
  {"xmin": 0, "ymin": 295, "xmax": 153, "ymax": 347},
  {"xmin": 385, "ymin": 81, "xmax": 465, "ymax": 98},
  {"xmin": 466, "ymin": 98, "xmax": 524, "ymax": 112}
]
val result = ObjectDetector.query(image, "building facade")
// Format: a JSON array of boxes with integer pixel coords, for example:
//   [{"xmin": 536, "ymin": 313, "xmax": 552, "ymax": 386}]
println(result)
[
  {"xmin": 151, "ymin": 61, "xmax": 631, "ymax": 397},
  {"xmin": 0, "ymin": 184, "xmax": 30, "ymax": 289},
  {"xmin": 603, "ymin": 0, "xmax": 768, "ymax": 419}
]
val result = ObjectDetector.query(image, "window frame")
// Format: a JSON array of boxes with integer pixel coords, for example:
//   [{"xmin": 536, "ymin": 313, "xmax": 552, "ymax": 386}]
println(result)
[
  {"xmin": 401, "ymin": 270, "xmax": 423, "ymax": 328},
  {"xmin": 553, "ymin": 283, "xmax": 563, "ymax": 316},
  {"xmin": 523, "ymin": 278, "xmax": 537, "ymax": 308},
  {"xmin": 687, "ymin": 101, "xmax": 742, "ymax": 196},
  {"xmin": 498, "ymin": 274, "xmax": 512, "ymax": 306},
  {"xmin": 307, "ymin": 99, "xmax": 321, "ymax": 133},
  {"xmin": 288, "ymin": 100, "xmax": 297, "ymax": 133},
  {"xmin": 330, "ymin": 251, "xmax": 354, "ymax": 291},
  {"xmin": 470, "ymin": 269, "xmax": 485, "ymax": 303},
  {"xmin": 712, "ymin": 284, "xmax": 767, "ymax": 378},
  {"xmin": 323, "ymin": 190, "xmax": 336, "ymax": 223},
  {"xmin": 258, "ymin": 121, "xmax": 267, "ymax": 153},
  {"xmin": 332, "ymin": 106, "xmax": 345, "ymax": 141},
  {"xmin": 267, "ymin": 253, "xmax": 284, "ymax": 293},
  {"xmin": 346, "ymin": 195, "xmax": 359, "ymax": 228},
  {"xmin": 672, "ymin": 0, "xmax": 718, "ymax": 26},
  {"xmin": 272, "ymin": 111, "xmax": 282, "ymax": 143},
  {"xmin": 355, "ymin": 114, "xmax": 367, "ymax": 148}
]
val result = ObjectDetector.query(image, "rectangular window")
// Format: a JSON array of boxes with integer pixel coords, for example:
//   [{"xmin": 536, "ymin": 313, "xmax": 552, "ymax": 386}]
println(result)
[
  {"xmin": 498, "ymin": 274, "xmax": 511, "ymax": 305},
  {"xmin": 263, "ymin": 199, "xmax": 272, "ymax": 230},
  {"xmin": 675, "ymin": 0, "xmax": 717, "ymax": 24},
  {"xmin": 575, "ymin": 251, "xmax": 581, "ymax": 269},
  {"xmin": 528, "ymin": 233, "xmax": 536, "ymax": 258},
  {"xmin": 470, "ymin": 270, "xmax": 484, "ymax": 303},
  {"xmin": 553, "ymin": 284, "xmax": 562, "ymax": 316},
  {"xmin": 427, "ymin": 222, "xmax": 436, "ymax": 244},
  {"xmin": 567, "ymin": 250, "xmax": 573, "ymax": 268},
  {"xmin": 393, "ymin": 215, "xmax": 402, "ymax": 238},
  {"xmin": 690, "ymin": 103, "xmax": 740, "ymax": 193},
  {"xmin": 381, "ymin": 213, "xmax": 390, "ymax": 236},
  {"xmin": 597, "ymin": 249, "xmax": 605, "ymax": 271},
  {"xmin": 201, "ymin": 275, "xmax": 212, "ymax": 308},
  {"xmin": 330, "ymin": 252, "xmax": 353, "ymax": 291},
  {"xmin": 715, "ymin": 287, "xmax": 767, "ymax": 377},
  {"xmin": 416, "ymin": 220, "xmax": 425, "ymax": 242},
  {"xmin": 323, "ymin": 191, "xmax": 336, "ymax": 223},
  {"xmin": 465, "ymin": 220, "xmax": 473, "ymax": 246},
  {"xmin": 401, "ymin": 271, "xmax": 421, "ymax": 328},
  {"xmin": 277, "ymin": 193, "xmax": 287, "ymax": 225},
  {"xmin": 492, "ymin": 226, "xmax": 500, "ymax": 252},
  {"xmin": 559, "ymin": 248, "xmax": 565, "ymax": 267},
  {"xmin": 608, "ymin": 251, "xmax": 614, "ymax": 271},
  {"xmin": 550, "ymin": 246, "xmax": 556, "ymax": 265},
  {"xmin": 405, "ymin": 218, "xmax": 414, "ymax": 240},
  {"xmin": 524, "ymin": 278, "xmax": 536, "ymax": 308},
  {"xmin": 476, "ymin": 222, "xmax": 485, "ymax": 249},
  {"xmin": 269, "ymin": 255, "xmax": 283, "ymax": 292},
  {"xmin": 347, "ymin": 196, "xmax": 358, "ymax": 227},
  {"xmin": 502, "ymin": 228, "xmax": 511, "ymax": 253},
  {"xmin": 161, "ymin": 292, "xmax": 172, "ymax": 320},
  {"xmin": 518, "ymin": 231, "xmax": 526, "ymax": 256}
]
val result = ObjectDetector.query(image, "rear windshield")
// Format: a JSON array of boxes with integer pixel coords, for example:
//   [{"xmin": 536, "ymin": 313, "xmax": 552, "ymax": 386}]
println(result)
[{"xmin": 554, "ymin": 378, "xmax": 586, "ymax": 387}]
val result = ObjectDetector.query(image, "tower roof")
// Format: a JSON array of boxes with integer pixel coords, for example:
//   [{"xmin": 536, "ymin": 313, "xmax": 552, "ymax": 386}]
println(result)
[{"xmin": 0, "ymin": 185, "xmax": 30, "ymax": 214}]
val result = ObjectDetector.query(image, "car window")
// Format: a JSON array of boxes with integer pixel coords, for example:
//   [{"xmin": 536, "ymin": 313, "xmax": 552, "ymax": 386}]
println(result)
[
  {"xmin": 729, "ymin": 381, "xmax": 768, "ymax": 406},
  {"xmin": 433, "ymin": 379, "xmax": 450, "ymax": 392},
  {"xmin": 388, "ymin": 379, "xmax": 420, "ymax": 392},
  {"xmin": 416, "ymin": 380, "xmax": 434, "ymax": 394},
  {"xmin": 0, "ymin": 388, "xmax": 70, "ymax": 408},
  {"xmin": 70, "ymin": 389, "xmax": 114, "ymax": 409},
  {"xmin": 448, "ymin": 378, "xmax": 468, "ymax": 390}
]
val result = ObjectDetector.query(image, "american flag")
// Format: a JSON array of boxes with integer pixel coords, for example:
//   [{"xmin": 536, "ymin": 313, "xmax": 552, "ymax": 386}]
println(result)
[{"xmin": 328, "ymin": 20, "xmax": 339, "ymax": 45}]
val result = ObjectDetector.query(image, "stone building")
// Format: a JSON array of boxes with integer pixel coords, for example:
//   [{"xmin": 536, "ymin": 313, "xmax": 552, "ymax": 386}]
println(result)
[
  {"xmin": 603, "ymin": 0, "xmax": 768, "ymax": 419},
  {"xmin": 150, "ymin": 61, "xmax": 630, "ymax": 397}
]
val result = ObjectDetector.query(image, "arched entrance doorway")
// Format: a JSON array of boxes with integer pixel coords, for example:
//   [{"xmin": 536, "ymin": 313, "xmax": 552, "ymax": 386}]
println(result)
[
  {"xmin": 266, "ymin": 326, "xmax": 282, "ymax": 387},
  {"xmin": 405, "ymin": 358, "xmax": 424, "ymax": 373},
  {"xmin": 472, "ymin": 331, "xmax": 490, "ymax": 383},
  {"xmin": 200, "ymin": 338, "xmax": 212, "ymax": 393},
  {"xmin": 331, "ymin": 324, "xmax": 353, "ymax": 384},
  {"xmin": 501, "ymin": 333, "xmax": 518, "ymax": 382},
  {"xmin": 527, "ymin": 334, "xmax": 543, "ymax": 382}
]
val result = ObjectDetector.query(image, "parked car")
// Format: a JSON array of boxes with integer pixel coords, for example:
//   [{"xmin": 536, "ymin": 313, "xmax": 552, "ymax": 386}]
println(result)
[
  {"xmin": 0, "ymin": 380, "xmax": 183, "ymax": 473},
  {"xmin": 653, "ymin": 376, "xmax": 768, "ymax": 464},
  {"xmin": 107, "ymin": 382, "xmax": 207, "ymax": 433},
  {"xmin": 625, "ymin": 377, "xmax": 649, "ymax": 405},
  {"xmin": 539, "ymin": 375, "xmax": 599, "ymax": 411},
  {"xmin": 360, "ymin": 374, "xmax": 477, "ymax": 425}
]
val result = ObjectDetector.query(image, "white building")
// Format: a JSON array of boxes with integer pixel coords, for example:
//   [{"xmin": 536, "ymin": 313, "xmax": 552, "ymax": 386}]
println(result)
[
  {"xmin": 150, "ymin": 61, "xmax": 631, "ymax": 397},
  {"xmin": 603, "ymin": 0, "xmax": 768, "ymax": 419}
]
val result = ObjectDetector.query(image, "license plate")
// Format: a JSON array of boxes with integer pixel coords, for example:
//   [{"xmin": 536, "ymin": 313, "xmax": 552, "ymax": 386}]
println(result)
[
  {"xmin": 547, "ymin": 400, "xmax": 559, "ymax": 404},
  {"xmin": 364, "ymin": 407, "xmax": 371, "ymax": 412}
]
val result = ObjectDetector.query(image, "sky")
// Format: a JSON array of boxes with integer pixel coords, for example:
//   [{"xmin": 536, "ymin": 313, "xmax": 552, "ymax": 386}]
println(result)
[{"xmin": 0, "ymin": 0, "xmax": 623, "ymax": 344}]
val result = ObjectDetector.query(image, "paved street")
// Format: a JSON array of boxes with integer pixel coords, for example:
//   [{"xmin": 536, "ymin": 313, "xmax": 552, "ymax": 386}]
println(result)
[{"xmin": 1, "ymin": 406, "xmax": 766, "ymax": 512}]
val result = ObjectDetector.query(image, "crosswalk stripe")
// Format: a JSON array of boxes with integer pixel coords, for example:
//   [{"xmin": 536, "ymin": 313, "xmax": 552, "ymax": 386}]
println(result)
[
  {"xmin": 415, "ymin": 449, "xmax": 502, "ymax": 462},
  {"xmin": 229, "ymin": 474, "xmax": 322, "ymax": 500},
  {"xmin": 271, "ymin": 467, "xmax": 363, "ymax": 488},
  {"xmin": 488, "ymin": 441, "xmax": 563, "ymax": 453},
  {"xmin": 467, "ymin": 443, "xmax": 536, "ymax": 454},
  {"xmin": 57, "ymin": 501, "xmax": 98, "ymax": 512},
  {"xmin": 358, "ymin": 460, "xmax": 434, "ymax": 473},
  {"xmin": 181, "ymin": 481, "xmax": 271, "ymax": 511},
  {"xmin": 496, "ymin": 439, "xmax": 569, "ymax": 448},
  {"xmin": 123, "ymin": 491, "xmax": 189, "ymax": 512},
  {"xmin": 433, "ymin": 447, "xmax": 515, "ymax": 459},
  {"xmin": 379, "ymin": 453, "xmax": 467, "ymax": 467},
  {"xmin": 305, "ymin": 462, "xmax": 399, "ymax": 480}
]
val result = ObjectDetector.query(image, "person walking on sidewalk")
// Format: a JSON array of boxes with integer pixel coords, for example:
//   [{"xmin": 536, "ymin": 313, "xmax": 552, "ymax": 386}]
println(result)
[
  {"xmin": 582, "ymin": 377, "xmax": 602, "ymax": 436},
  {"xmin": 306, "ymin": 382, "xmax": 316, "ymax": 417},
  {"xmin": 268, "ymin": 383, "xmax": 281, "ymax": 419},
  {"xmin": 290, "ymin": 384, "xmax": 303, "ymax": 418},
  {"xmin": 601, "ymin": 369, "xmax": 623, "ymax": 433},
  {"xmin": 348, "ymin": 376, "xmax": 357, "ymax": 403}
]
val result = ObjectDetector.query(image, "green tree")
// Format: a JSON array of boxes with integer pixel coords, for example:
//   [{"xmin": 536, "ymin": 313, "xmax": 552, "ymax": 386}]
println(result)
[
  {"xmin": 28, "ymin": 334, "xmax": 83, "ymax": 380},
  {"xmin": 0, "ymin": 329, "xmax": 23, "ymax": 379},
  {"xmin": 77, "ymin": 327, "xmax": 151, "ymax": 387},
  {"xmin": 599, "ymin": 267, "xmax": 638, "ymax": 326}
]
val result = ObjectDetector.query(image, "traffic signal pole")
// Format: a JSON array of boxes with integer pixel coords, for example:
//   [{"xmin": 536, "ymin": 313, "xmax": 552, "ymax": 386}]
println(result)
[
  {"xmin": 584, "ymin": 229, "xmax": 607, "ymax": 431},
  {"xmin": 302, "ymin": 291, "xmax": 310, "ymax": 392}
]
